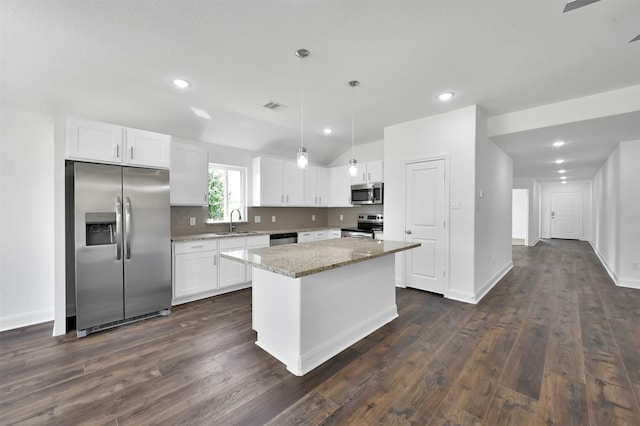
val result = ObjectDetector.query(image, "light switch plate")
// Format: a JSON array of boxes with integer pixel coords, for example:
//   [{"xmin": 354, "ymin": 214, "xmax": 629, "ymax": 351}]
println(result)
[
  {"xmin": 312, "ymin": 214, "xmax": 316, "ymax": 221},
  {"xmin": 272, "ymin": 216, "xmax": 276, "ymax": 223},
  {"xmin": 451, "ymin": 200, "xmax": 461, "ymax": 209},
  {"xmin": 254, "ymin": 215, "xmax": 261, "ymax": 223},
  {"xmin": 189, "ymin": 217, "xmax": 196, "ymax": 226},
  {"xmin": 340, "ymin": 214, "xmax": 344, "ymax": 221}
]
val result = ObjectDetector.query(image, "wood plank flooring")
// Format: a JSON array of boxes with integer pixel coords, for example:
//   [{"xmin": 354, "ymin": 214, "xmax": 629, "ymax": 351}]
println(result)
[{"xmin": 1, "ymin": 239, "xmax": 639, "ymax": 425}]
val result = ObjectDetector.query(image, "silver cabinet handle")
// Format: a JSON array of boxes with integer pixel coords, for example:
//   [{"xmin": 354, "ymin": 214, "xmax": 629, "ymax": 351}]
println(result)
[
  {"xmin": 115, "ymin": 144, "xmax": 120, "ymax": 159},
  {"xmin": 405, "ymin": 230, "xmax": 412, "ymax": 234},
  {"xmin": 115, "ymin": 196, "xmax": 123, "ymax": 260},
  {"xmin": 551, "ymin": 211, "xmax": 555, "ymax": 219},
  {"xmin": 281, "ymin": 195, "xmax": 284, "ymax": 203},
  {"xmin": 130, "ymin": 146, "xmax": 134, "ymax": 160},
  {"xmin": 124, "ymin": 197, "xmax": 132, "ymax": 259},
  {"xmin": 286, "ymin": 195, "xmax": 289, "ymax": 203},
  {"xmin": 368, "ymin": 172, "xmax": 371, "ymax": 181},
  {"xmin": 214, "ymin": 255, "xmax": 217, "ymax": 266},
  {"xmin": 204, "ymin": 191, "xmax": 208, "ymax": 203},
  {"xmin": 362, "ymin": 173, "xmax": 366, "ymax": 182}
]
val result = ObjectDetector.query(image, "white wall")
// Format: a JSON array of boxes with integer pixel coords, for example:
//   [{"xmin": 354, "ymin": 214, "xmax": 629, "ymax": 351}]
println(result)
[
  {"xmin": 1, "ymin": 107, "xmax": 56, "ymax": 331},
  {"xmin": 474, "ymin": 108, "xmax": 514, "ymax": 301},
  {"xmin": 513, "ymin": 177, "xmax": 541, "ymax": 246},
  {"xmin": 384, "ymin": 106, "xmax": 478, "ymax": 302},
  {"xmin": 512, "ymin": 189, "xmax": 528, "ymax": 239},
  {"xmin": 591, "ymin": 140, "xmax": 640, "ymax": 289},
  {"xmin": 541, "ymin": 180, "xmax": 592, "ymax": 240},
  {"xmin": 328, "ymin": 139, "xmax": 384, "ymax": 167}
]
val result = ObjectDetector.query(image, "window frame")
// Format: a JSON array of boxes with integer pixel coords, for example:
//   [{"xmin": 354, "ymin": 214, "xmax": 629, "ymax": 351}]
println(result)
[{"xmin": 207, "ymin": 162, "xmax": 248, "ymax": 223}]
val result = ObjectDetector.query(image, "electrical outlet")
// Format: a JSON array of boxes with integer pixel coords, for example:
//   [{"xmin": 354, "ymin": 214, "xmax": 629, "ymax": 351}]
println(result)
[
  {"xmin": 254, "ymin": 215, "xmax": 261, "ymax": 223},
  {"xmin": 340, "ymin": 214, "xmax": 343, "ymax": 221},
  {"xmin": 189, "ymin": 217, "xmax": 196, "ymax": 226},
  {"xmin": 272, "ymin": 216, "xmax": 276, "ymax": 223},
  {"xmin": 451, "ymin": 200, "xmax": 461, "ymax": 209},
  {"xmin": 312, "ymin": 214, "xmax": 316, "ymax": 221}
]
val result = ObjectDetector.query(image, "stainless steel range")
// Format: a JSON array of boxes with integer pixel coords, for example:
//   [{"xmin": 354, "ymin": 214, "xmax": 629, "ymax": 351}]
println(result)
[{"xmin": 341, "ymin": 214, "xmax": 383, "ymax": 239}]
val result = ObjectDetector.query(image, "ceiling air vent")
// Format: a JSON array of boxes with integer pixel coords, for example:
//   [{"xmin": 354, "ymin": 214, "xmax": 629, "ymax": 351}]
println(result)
[{"xmin": 263, "ymin": 101, "xmax": 287, "ymax": 112}]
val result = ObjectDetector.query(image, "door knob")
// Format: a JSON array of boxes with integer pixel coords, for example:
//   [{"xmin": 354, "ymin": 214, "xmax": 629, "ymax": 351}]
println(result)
[{"xmin": 405, "ymin": 230, "xmax": 412, "ymax": 234}]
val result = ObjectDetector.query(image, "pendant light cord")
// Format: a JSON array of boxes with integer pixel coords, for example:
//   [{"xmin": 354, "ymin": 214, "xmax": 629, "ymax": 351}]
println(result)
[
  {"xmin": 300, "ymin": 55, "xmax": 304, "ymax": 149},
  {"xmin": 351, "ymin": 83, "xmax": 355, "ymax": 159}
]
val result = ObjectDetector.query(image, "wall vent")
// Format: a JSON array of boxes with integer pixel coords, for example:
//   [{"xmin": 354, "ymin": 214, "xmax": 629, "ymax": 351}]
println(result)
[{"xmin": 263, "ymin": 101, "xmax": 287, "ymax": 112}]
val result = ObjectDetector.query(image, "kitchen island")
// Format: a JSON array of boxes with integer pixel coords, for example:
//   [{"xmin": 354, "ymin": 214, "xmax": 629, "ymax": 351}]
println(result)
[{"xmin": 221, "ymin": 238, "xmax": 420, "ymax": 376}]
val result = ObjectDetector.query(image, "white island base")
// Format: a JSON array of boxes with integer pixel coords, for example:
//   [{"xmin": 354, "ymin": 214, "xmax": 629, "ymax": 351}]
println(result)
[{"xmin": 252, "ymin": 254, "xmax": 397, "ymax": 376}]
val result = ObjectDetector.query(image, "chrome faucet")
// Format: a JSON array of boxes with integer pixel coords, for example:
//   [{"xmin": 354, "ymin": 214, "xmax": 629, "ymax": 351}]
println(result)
[{"xmin": 230, "ymin": 209, "xmax": 242, "ymax": 233}]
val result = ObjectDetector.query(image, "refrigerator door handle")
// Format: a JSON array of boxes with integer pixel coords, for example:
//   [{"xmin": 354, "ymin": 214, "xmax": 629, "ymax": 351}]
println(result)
[
  {"xmin": 115, "ymin": 196, "xmax": 123, "ymax": 260},
  {"xmin": 124, "ymin": 196, "xmax": 132, "ymax": 259}
]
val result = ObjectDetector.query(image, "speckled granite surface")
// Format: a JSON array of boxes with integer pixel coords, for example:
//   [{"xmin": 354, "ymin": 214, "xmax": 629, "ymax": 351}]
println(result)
[
  {"xmin": 220, "ymin": 238, "xmax": 420, "ymax": 278},
  {"xmin": 172, "ymin": 231, "xmax": 271, "ymax": 242},
  {"xmin": 171, "ymin": 227, "xmax": 339, "ymax": 242}
]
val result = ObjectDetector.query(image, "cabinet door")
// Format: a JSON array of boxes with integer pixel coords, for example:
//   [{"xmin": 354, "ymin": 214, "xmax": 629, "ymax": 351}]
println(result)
[
  {"xmin": 304, "ymin": 166, "xmax": 318, "ymax": 206},
  {"xmin": 258, "ymin": 157, "xmax": 284, "ymax": 206},
  {"xmin": 316, "ymin": 167, "xmax": 329, "ymax": 206},
  {"xmin": 219, "ymin": 238, "xmax": 246, "ymax": 288},
  {"xmin": 329, "ymin": 166, "xmax": 353, "ymax": 207},
  {"xmin": 173, "ymin": 250, "xmax": 218, "ymax": 297},
  {"xmin": 66, "ymin": 117, "xmax": 123, "ymax": 164},
  {"xmin": 351, "ymin": 164, "xmax": 367, "ymax": 185},
  {"xmin": 283, "ymin": 160, "xmax": 304, "ymax": 205},
  {"xmin": 367, "ymin": 160, "xmax": 384, "ymax": 182},
  {"xmin": 170, "ymin": 142, "xmax": 208, "ymax": 205},
  {"xmin": 125, "ymin": 128, "xmax": 171, "ymax": 169}
]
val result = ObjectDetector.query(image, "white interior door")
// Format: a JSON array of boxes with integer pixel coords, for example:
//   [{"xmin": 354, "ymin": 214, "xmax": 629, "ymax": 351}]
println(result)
[
  {"xmin": 551, "ymin": 192, "xmax": 581, "ymax": 239},
  {"xmin": 405, "ymin": 159, "xmax": 447, "ymax": 294}
]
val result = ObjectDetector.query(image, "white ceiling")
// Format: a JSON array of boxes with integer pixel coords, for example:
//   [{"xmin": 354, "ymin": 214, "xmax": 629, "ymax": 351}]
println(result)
[{"xmin": 2, "ymin": 0, "xmax": 639, "ymax": 181}]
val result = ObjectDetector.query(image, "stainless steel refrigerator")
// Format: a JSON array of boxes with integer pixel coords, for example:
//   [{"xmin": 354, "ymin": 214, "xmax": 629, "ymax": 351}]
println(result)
[{"xmin": 66, "ymin": 162, "xmax": 171, "ymax": 337}]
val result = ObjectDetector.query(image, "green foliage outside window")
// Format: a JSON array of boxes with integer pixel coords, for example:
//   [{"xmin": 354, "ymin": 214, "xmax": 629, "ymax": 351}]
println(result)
[{"xmin": 208, "ymin": 168, "xmax": 224, "ymax": 220}]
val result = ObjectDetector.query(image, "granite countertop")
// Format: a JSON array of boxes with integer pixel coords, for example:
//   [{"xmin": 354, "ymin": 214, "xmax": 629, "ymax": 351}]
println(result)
[
  {"xmin": 172, "ymin": 227, "xmax": 340, "ymax": 242},
  {"xmin": 220, "ymin": 238, "xmax": 420, "ymax": 278}
]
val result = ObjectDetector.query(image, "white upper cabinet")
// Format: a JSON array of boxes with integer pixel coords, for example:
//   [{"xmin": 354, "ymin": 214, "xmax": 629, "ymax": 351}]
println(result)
[
  {"xmin": 328, "ymin": 165, "xmax": 353, "ymax": 207},
  {"xmin": 252, "ymin": 157, "xmax": 305, "ymax": 206},
  {"xmin": 170, "ymin": 142, "xmax": 208, "ymax": 206},
  {"xmin": 283, "ymin": 160, "xmax": 305, "ymax": 205},
  {"xmin": 66, "ymin": 118, "xmax": 123, "ymax": 164},
  {"xmin": 124, "ymin": 128, "xmax": 171, "ymax": 169},
  {"xmin": 66, "ymin": 117, "xmax": 171, "ymax": 169},
  {"xmin": 351, "ymin": 160, "xmax": 384, "ymax": 185},
  {"xmin": 304, "ymin": 166, "xmax": 329, "ymax": 206}
]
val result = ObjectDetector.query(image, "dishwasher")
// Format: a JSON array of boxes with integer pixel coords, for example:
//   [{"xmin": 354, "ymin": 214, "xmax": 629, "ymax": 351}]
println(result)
[{"xmin": 269, "ymin": 232, "xmax": 298, "ymax": 246}]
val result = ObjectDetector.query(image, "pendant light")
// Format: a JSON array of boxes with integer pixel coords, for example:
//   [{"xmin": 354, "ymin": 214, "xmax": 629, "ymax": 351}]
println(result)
[
  {"xmin": 296, "ymin": 48, "xmax": 309, "ymax": 169},
  {"xmin": 348, "ymin": 80, "xmax": 359, "ymax": 176}
]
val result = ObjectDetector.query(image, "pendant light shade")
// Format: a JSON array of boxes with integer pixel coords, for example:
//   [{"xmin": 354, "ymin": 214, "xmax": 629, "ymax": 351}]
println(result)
[
  {"xmin": 348, "ymin": 80, "xmax": 359, "ymax": 176},
  {"xmin": 296, "ymin": 49, "xmax": 310, "ymax": 169}
]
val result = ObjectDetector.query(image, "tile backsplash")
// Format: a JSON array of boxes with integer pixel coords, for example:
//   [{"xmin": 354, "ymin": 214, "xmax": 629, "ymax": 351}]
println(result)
[{"xmin": 171, "ymin": 204, "xmax": 383, "ymax": 236}]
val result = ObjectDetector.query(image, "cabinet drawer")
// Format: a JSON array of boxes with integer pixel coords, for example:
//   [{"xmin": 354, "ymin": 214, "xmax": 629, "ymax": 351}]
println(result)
[
  {"xmin": 247, "ymin": 235, "xmax": 270, "ymax": 247},
  {"xmin": 174, "ymin": 240, "xmax": 218, "ymax": 254},
  {"xmin": 219, "ymin": 237, "xmax": 246, "ymax": 250}
]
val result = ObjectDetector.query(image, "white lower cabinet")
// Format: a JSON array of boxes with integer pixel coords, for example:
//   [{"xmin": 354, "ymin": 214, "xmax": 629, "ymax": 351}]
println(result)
[
  {"xmin": 328, "ymin": 229, "xmax": 342, "ymax": 239},
  {"xmin": 219, "ymin": 238, "xmax": 246, "ymax": 288},
  {"xmin": 298, "ymin": 231, "xmax": 314, "ymax": 243},
  {"xmin": 173, "ymin": 240, "xmax": 218, "ymax": 299},
  {"xmin": 313, "ymin": 230, "xmax": 327, "ymax": 240},
  {"xmin": 173, "ymin": 235, "xmax": 269, "ymax": 305}
]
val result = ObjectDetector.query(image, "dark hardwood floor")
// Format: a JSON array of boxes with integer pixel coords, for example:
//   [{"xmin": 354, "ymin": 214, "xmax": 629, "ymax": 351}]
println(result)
[{"xmin": 1, "ymin": 239, "xmax": 639, "ymax": 425}]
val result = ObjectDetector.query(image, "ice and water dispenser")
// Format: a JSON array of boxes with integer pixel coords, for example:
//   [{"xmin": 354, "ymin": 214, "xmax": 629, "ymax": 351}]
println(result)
[{"xmin": 85, "ymin": 212, "xmax": 116, "ymax": 246}]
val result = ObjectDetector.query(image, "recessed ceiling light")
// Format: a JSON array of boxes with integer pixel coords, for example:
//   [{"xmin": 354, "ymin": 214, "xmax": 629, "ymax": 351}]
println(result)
[
  {"xmin": 558, "ymin": 169, "xmax": 566, "ymax": 174},
  {"xmin": 561, "ymin": 176, "xmax": 567, "ymax": 180},
  {"xmin": 555, "ymin": 159, "xmax": 565, "ymax": 164},
  {"xmin": 562, "ymin": 181, "xmax": 567, "ymax": 184},
  {"xmin": 437, "ymin": 92, "xmax": 454, "ymax": 101},
  {"xmin": 323, "ymin": 128, "xmax": 333, "ymax": 135},
  {"xmin": 553, "ymin": 141, "xmax": 566, "ymax": 147},
  {"xmin": 173, "ymin": 79, "xmax": 191, "ymax": 89}
]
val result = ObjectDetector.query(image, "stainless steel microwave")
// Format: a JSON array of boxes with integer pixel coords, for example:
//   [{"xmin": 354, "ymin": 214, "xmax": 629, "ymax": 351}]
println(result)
[{"xmin": 351, "ymin": 182, "xmax": 383, "ymax": 205}]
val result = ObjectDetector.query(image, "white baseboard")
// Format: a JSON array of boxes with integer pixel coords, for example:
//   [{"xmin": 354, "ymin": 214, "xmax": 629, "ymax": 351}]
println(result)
[
  {"xmin": 529, "ymin": 238, "xmax": 540, "ymax": 247},
  {"xmin": 590, "ymin": 241, "xmax": 640, "ymax": 290},
  {"xmin": 171, "ymin": 283, "xmax": 251, "ymax": 306},
  {"xmin": 446, "ymin": 262, "xmax": 513, "ymax": 304},
  {"xmin": 0, "ymin": 309, "xmax": 54, "ymax": 332}
]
